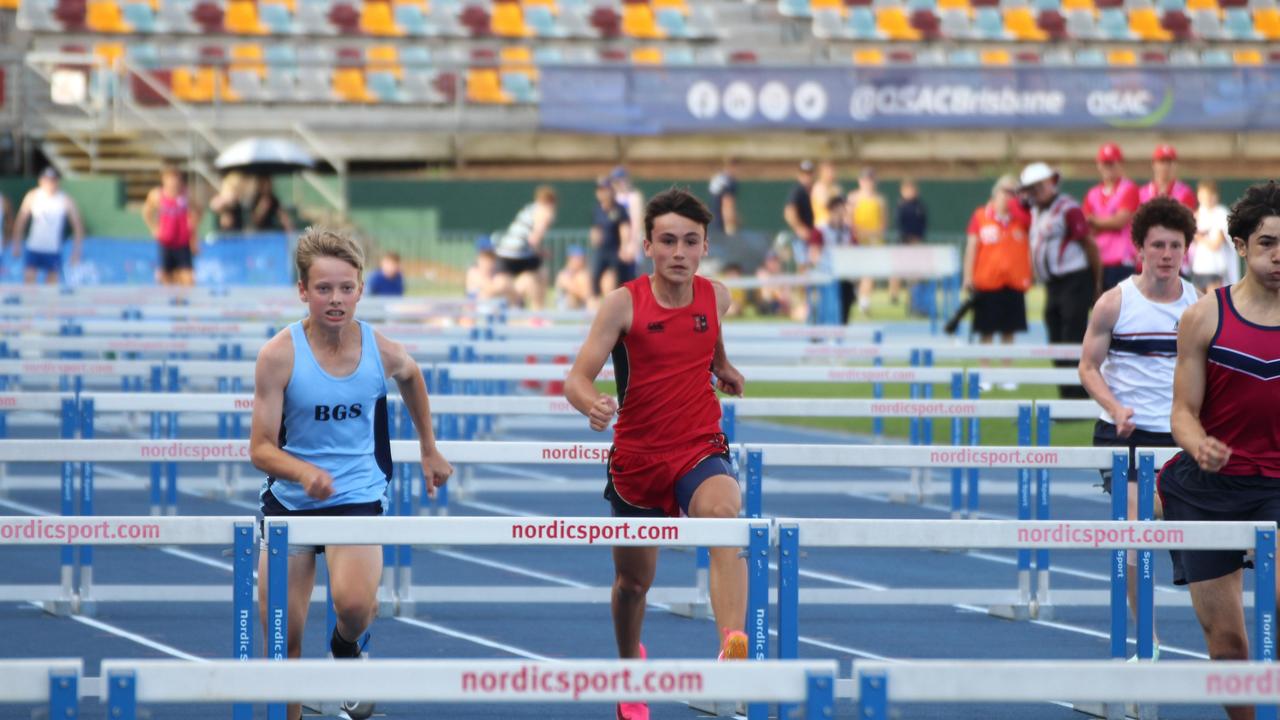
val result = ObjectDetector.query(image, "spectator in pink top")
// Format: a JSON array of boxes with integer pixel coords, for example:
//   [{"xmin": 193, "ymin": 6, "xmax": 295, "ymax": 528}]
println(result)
[
  {"xmin": 1084, "ymin": 142, "xmax": 1141, "ymax": 291},
  {"xmin": 1139, "ymin": 144, "xmax": 1198, "ymax": 212}
]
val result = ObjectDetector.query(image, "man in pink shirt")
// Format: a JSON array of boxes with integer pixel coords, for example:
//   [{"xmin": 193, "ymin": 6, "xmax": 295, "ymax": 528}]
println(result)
[
  {"xmin": 1084, "ymin": 142, "xmax": 1141, "ymax": 291},
  {"xmin": 1139, "ymin": 144, "xmax": 1197, "ymax": 211}
]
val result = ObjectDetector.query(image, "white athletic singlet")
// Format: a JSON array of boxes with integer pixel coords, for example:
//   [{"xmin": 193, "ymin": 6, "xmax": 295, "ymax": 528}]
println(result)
[
  {"xmin": 1099, "ymin": 276, "xmax": 1197, "ymax": 433},
  {"xmin": 25, "ymin": 189, "xmax": 71, "ymax": 254}
]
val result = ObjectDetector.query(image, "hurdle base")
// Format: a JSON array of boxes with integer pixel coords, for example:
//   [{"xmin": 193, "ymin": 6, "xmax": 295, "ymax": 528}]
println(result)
[
  {"xmin": 986, "ymin": 603, "xmax": 1032, "ymax": 621},
  {"xmin": 1033, "ymin": 601, "xmax": 1055, "ymax": 620},
  {"xmin": 687, "ymin": 699, "xmax": 744, "ymax": 717},
  {"xmin": 40, "ymin": 599, "xmax": 74, "ymax": 617},
  {"xmin": 667, "ymin": 601, "xmax": 712, "ymax": 620},
  {"xmin": 1071, "ymin": 701, "xmax": 1142, "ymax": 720},
  {"xmin": 886, "ymin": 491, "xmax": 927, "ymax": 505}
]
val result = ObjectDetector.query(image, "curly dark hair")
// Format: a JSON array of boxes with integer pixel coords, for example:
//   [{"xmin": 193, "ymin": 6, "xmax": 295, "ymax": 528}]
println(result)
[
  {"xmin": 643, "ymin": 187, "xmax": 713, "ymax": 241},
  {"xmin": 1130, "ymin": 196, "xmax": 1196, "ymax": 248},
  {"xmin": 1227, "ymin": 181, "xmax": 1280, "ymax": 245}
]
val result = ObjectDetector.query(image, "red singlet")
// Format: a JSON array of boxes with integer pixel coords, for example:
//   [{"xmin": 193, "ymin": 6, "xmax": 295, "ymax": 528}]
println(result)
[{"xmin": 1202, "ymin": 286, "xmax": 1280, "ymax": 477}]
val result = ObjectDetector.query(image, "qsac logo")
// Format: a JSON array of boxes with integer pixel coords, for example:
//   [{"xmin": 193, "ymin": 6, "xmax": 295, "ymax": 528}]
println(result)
[
  {"xmin": 692, "ymin": 314, "xmax": 709, "ymax": 333},
  {"xmin": 314, "ymin": 404, "xmax": 363, "ymax": 421},
  {"xmin": 1086, "ymin": 88, "xmax": 1174, "ymax": 128}
]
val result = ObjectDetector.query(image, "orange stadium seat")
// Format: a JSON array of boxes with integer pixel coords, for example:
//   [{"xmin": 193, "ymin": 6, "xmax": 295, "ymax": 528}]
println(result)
[
  {"xmin": 466, "ymin": 67, "xmax": 511, "ymax": 103},
  {"xmin": 1233, "ymin": 48, "xmax": 1263, "ymax": 65},
  {"xmin": 367, "ymin": 44, "xmax": 402, "ymax": 76},
  {"xmin": 333, "ymin": 67, "xmax": 374, "ymax": 102},
  {"xmin": 1129, "ymin": 7, "xmax": 1172, "ymax": 39},
  {"xmin": 172, "ymin": 66, "xmax": 217, "ymax": 102},
  {"xmin": 262, "ymin": 0, "xmax": 295, "ymax": 13},
  {"xmin": 230, "ymin": 44, "xmax": 265, "ymax": 77},
  {"xmin": 1186, "ymin": 0, "xmax": 1216, "ymax": 9},
  {"xmin": 652, "ymin": 0, "xmax": 687, "ymax": 11},
  {"xmin": 876, "ymin": 5, "xmax": 920, "ymax": 39},
  {"xmin": 0, "ymin": 0, "xmax": 17, "ymax": 9},
  {"xmin": 1106, "ymin": 48, "xmax": 1137, "ymax": 64},
  {"xmin": 852, "ymin": 48, "xmax": 884, "ymax": 65},
  {"xmin": 86, "ymin": 0, "xmax": 131, "ymax": 32},
  {"xmin": 360, "ymin": 0, "xmax": 404, "ymax": 35},
  {"xmin": 500, "ymin": 45, "xmax": 538, "ymax": 79},
  {"xmin": 621, "ymin": 3, "xmax": 664, "ymax": 38},
  {"xmin": 631, "ymin": 46, "xmax": 663, "ymax": 64},
  {"xmin": 491, "ymin": 1, "xmax": 530, "ymax": 36},
  {"xmin": 224, "ymin": 0, "xmax": 267, "ymax": 33},
  {"xmin": 980, "ymin": 48, "xmax": 1011, "ymax": 65},
  {"xmin": 1255, "ymin": 8, "xmax": 1280, "ymax": 38},
  {"xmin": 937, "ymin": 0, "xmax": 968, "ymax": 9},
  {"xmin": 1062, "ymin": 0, "xmax": 1094, "ymax": 9},
  {"xmin": 810, "ymin": 0, "xmax": 840, "ymax": 9},
  {"xmin": 1004, "ymin": 6, "xmax": 1047, "ymax": 40}
]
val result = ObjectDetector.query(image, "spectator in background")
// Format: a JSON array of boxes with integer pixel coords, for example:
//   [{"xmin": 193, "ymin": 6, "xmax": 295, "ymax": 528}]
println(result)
[
  {"xmin": 1022, "ymin": 161, "xmax": 1100, "ymax": 399},
  {"xmin": 493, "ymin": 185, "xmax": 557, "ymax": 310},
  {"xmin": 720, "ymin": 263, "xmax": 747, "ymax": 318},
  {"xmin": 849, "ymin": 167, "xmax": 887, "ymax": 316},
  {"xmin": 367, "ymin": 251, "xmax": 405, "ymax": 296},
  {"xmin": 1140, "ymin": 145, "xmax": 1197, "ymax": 213},
  {"xmin": 755, "ymin": 250, "xmax": 805, "ymax": 321},
  {"xmin": 1084, "ymin": 142, "xmax": 1141, "ymax": 292},
  {"xmin": 555, "ymin": 245, "xmax": 592, "ymax": 310},
  {"xmin": 894, "ymin": 177, "xmax": 928, "ymax": 310},
  {"xmin": 610, "ymin": 166, "xmax": 644, "ymax": 276},
  {"xmin": 810, "ymin": 160, "xmax": 842, "ymax": 230},
  {"xmin": 709, "ymin": 157, "xmax": 740, "ymax": 236},
  {"xmin": 465, "ymin": 235, "xmax": 498, "ymax": 301},
  {"xmin": 782, "ymin": 160, "xmax": 817, "ymax": 268},
  {"xmin": 247, "ymin": 175, "xmax": 294, "ymax": 234},
  {"xmin": 964, "ymin": 174, "xmax": 1032, "ymax": 390},
  {"xmin": 1191, "ymin": 179, "xmax": 1236, "ymax": 292},
  {"xmin": 590, "ymin": 176, "xmax": 633, "ymax": 298},
  {"xmin": 209, "ymin": 172, "xmax": 245, "ymax": 232},
  {"xmin": 10, "ymin": 167, "xmax": 85, "ymax": 285},
  {"xmin": 142, "ymin": 162, "xmax": 202, "ymax": 286},
  {"xmin": 818, "ymin": 194, "xmax": 857, "ymax": 324}
]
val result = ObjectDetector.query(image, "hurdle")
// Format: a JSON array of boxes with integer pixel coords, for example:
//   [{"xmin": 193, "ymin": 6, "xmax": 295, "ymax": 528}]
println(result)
[
  {"xmin": 776, "ymin": 516, "xmax": 1276, "ymax": 720},
  {"xmin": 852, "ymin": 660, "xmax": 1280, "ymax": 720},
  {"xmin": 99, "ymin": 657, "xmax": 837, "ymax": 720},
  {"xmin": 0, "ymin": 658, "xmax": 81, "ymax": 719}
]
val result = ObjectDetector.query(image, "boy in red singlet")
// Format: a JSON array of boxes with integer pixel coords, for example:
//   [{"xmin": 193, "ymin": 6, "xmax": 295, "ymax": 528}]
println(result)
[
  {"xmin": 1164, "ymin": 182, "xmax": 1280, "ymax": 720},
  {"xmin": 565, "ymin": 189, "xmax": 747, "ymax": 720}
]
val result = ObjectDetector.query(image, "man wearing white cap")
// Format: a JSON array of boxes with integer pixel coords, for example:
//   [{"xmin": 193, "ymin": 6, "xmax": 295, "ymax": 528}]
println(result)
[{"xmin": 1021, "ymin": 161, "xmax": 1101, "ymax": 398}]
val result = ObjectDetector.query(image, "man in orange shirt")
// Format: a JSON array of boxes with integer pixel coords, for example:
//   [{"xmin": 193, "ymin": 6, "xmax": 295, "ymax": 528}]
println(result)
[{"xmin": 963, "ymin": 174, "xmax": 1032, "ymax": 388}]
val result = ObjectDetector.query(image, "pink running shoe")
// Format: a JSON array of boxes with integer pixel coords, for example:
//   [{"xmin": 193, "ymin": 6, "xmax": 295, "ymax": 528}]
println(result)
[
  {"xmin": 718, "ymin": 630, "xmax": 748, "ymax": 661},
  {"xmin": 615, "ymin": 643, "xmax": 648, "ymax": 720}
]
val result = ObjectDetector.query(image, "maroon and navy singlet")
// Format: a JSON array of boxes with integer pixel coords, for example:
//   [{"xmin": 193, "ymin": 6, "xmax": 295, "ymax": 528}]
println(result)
[
  {"xmin": 1201, "ymin": 286, "xmax": 1280, "ymax": 477},
  {"xmin": 607, "ymin": 275, "xmax": 727, "ymax": 516}
]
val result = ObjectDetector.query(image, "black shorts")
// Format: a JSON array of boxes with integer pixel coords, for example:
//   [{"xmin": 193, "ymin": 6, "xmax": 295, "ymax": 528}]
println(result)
[
  {"xmin": 590, "ymin": 254, "xmax": 636, "ymax": 295},
  {"xmin": 259, "ymin": 488, "xmax": 384, "ymax": 555},
  {"xmin": 495, "ymin": 255, "xmax": 541, "ymax": 276},
  {"xmin": 1092, "ymin": 420, "xmax": 1176, "ymax": 494},
  {"xmin": 971, "ymin": 288, "xmax": 1027, "ymax": 336},
  {"xmin": 159, "ymin": 245, "xmax": 193, "ymax": 274},
  {"xmin": 1158, "ymin": 452, "xmax": 1280, "ymax": 585}
]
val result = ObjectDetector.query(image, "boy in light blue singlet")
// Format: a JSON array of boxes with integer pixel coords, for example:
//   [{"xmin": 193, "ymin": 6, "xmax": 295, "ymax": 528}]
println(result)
[{"xmin": 250, "ymin": 227, "xmax": 453, "ymax": 720}]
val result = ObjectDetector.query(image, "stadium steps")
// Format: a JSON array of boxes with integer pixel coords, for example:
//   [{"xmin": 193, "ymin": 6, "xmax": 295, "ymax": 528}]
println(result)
[{"xmin": 42, "ymin": 130, "xmax": 164, "ymax": 203}]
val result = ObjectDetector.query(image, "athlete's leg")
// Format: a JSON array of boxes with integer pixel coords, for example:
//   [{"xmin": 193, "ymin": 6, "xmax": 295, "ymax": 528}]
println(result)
[
  {"xmin": 22, "ymin": 266, "xmax": 37, "ymax": 284},
  {"xmin": 44, "ymin": 268, "xmax": 59, "ymax": 285},
  {"xmin": 611, "ymin": 546, "xmax": 657, "ymax": 658},
  {"xmin": 176, "ymin": 268, "xmax": 195, "ymax": 286},
  {"xmin": 1189, "ymin": 570, "xmax": 1251, "ymax": 719},
  {"xmin": 324, "ymin": 544, "xmax": 382, "ymax": 648},
  {"xmin": 258, "ymin": 547, "xmax": 318, "ymax": 720},
  {"xmin": 688, "ymin": 474, "xmax": 747, "ymax": 645}
]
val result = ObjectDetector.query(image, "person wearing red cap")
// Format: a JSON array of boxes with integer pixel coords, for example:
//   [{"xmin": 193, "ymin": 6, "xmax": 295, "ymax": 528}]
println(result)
[
  {"xmin": 1139, "ymin": 144, "xmax": 1198, "ymax": 212},
  {"xmin": 1084, "ymin": 143, "xmax": 1142, "ymax": 292}
]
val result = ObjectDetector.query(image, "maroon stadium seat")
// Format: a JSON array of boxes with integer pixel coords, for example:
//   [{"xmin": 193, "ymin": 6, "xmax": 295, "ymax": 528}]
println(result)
[
  {"xmin": 191, "ymin": 1, "xmax": 224, "ymax": 33},
  {"xmin": 1015, "ymin": 50, "xmax": 1041, "ymax": 64},
  {"xmin": 1093, "ymin": 0, "xmax": 1123, "ymax": 8},
  {"xmin": 460, "ymin": 4, "xmax": 491, "ymax": 36},
  {"xmin": 728, "ymin": 50, "xmax": 758, "ymax": 64},
  {"xmin": 909, "ymin": 8, "xmax": 941, "ymax": 39},
  {"xmin": 598, "ymin": 47, "xmax": 627, "ymax": 63},
  {"xmin": 589, "ymin": 6, "xmax": 621, "ymax": 38},
  {"xmin": 1217, "ymin": 0, "xmax": 1247, "ymax": 7},
  {"xmin": 131, "ymin": 69, "xmax": 172, "ymax": 106},
  {"xmin": 845, "ymin": 0, "xmax": 872, "ymax": 6},
  {"xmin": 1161, "ymin": 8, "xmax": 1193, "ymax": 39},
  {"xmin": 1037, "ymin": 8, "xmax": 1067, "ymax": 40},
  {"xmin": 887, "ymin": 49, "xmax": 915, "ymax": 64},
  {"xmin": 328, "ymin": 2, "xmax": 360, "ymax": 32},
  {"xmin": 54, "ymin": 0, "xmax": 87, "ymax": 30},
  {"xmin": 969, "ymin": 0, "xmax": 998, "ymax": 7},
  {"xmin": 1141, "ymin": 49, "xmax": 1167, "ymax": 63}
]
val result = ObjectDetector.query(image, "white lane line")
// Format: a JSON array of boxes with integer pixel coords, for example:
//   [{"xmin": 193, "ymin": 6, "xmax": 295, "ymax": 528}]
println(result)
[
  {"xmin": 393, "ymin": 616, "xmax": 552, "ymax": 661},
  {"xmin": 457, "ymin": 499, "xmax": 536, "ymax": 517},
  {"xmin": 951, "ymin": 603, "xmax": 1211, "ymax": 660},
  {"xmin": 27, "ymin": 602, "xmax": 206, "ymax": 662},
  {"xmin": 0, "ymin": 496, "xmax": 53, "ymax": 516},
  {"xmin": 429, "ymin": 548, "xmax": 591, "ymax": 589}
]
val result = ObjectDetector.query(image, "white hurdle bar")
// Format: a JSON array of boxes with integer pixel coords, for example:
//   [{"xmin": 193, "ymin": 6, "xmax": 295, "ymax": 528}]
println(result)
[
  {"xmin": 263, "ymin": 516, "xmax": 774, "ymax": 720},
  {"xmin": 99, "ymin": 658, "xmax": 837, "ymax": 720},
  {"xmin": 775, "ymin": 518, "xmax": 1277, "ymax": 720},
  {"xmin": 0, "ymin": 658, "xmax": 81, "ymax": 717},
  {"xmin": 853, "ymin": 660, "xmax": 1280, "ymax": 720}
]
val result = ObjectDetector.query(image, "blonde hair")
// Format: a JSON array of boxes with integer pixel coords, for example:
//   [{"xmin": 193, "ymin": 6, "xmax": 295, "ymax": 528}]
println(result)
[
  {"xmin": 992, "ymin": 173, "xmax": 1019, "ymax": 199},
  {"xmin": 295, "ymin": 226, "xmax": 365, "ymax": 285}
]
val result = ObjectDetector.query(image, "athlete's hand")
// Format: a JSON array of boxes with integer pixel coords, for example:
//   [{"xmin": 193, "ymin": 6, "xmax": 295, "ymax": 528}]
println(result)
[
  {"xmin": 1195, "ymin": 436, "xmax": 1233, "ymax": 473},
  {"xmin": 588, "ymin": 395, "xmax": 618, "ymax": 432},
  {"xmin": 1113, "ymin": 406, "xmax": 1136, "ymax": 438},
  {"xmin": 714, "ymin": 363, "xmax": 744, "ymax": 397},
  {"xmin": 299, "ymin": 467, "xmax": 334, "ymax": 500},
  {"xmin": 421, "ymin": 447, "xmax": 453, "ymax": 498}
]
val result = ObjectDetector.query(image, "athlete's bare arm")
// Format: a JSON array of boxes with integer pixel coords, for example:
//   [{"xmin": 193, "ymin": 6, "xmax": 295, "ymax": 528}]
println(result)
[
  {"xmin": 1171, "ymin": 293, "xmax": 1233, "ymax": 471},
  {"xmin": 376, "ymin": 332, "xmax": 452, "ymax": 496},
  {"xmin": 8, "ymin": 191, "xmax": 33, "ymax": 256},
  {"xmin": 1082, "ymin": 234, "xmax": 1103, "ymax": 296},
  {"xmin": 249, "ymin": 331, "xmax": 335, "ymax": 499},
  {"xmin": 565, "ymin": 287, "xmax": 631, "ymax": 431},
  {"xmin": 1078, "ymin": 286, "xmax": 1133, "ymax": 435},
  {"xmin": 711, "ymin": 281, "xmax": 744, "ymax": 397},
  {"xmin": 65, "ymin": 200, "xmax": 85, "ymax": 262}
]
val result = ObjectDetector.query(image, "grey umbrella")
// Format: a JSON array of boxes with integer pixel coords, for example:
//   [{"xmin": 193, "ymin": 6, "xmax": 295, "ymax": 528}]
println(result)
[{"xmin": 214, "ymin": 138, "xmax": 315, "ymax": 174}]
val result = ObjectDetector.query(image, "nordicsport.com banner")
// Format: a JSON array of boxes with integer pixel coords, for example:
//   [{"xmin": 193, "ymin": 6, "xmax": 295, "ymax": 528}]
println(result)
[{"xmin": 538, "ymin": 66, "xmax": 1280, "ymax": 133}]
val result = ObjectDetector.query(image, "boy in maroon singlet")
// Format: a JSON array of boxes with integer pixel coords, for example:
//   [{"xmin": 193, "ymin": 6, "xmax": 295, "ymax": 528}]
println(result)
[
  {"xmin": 565, "ymin": 189, "xmax": 747, "ymax": 720},
  {"xmin": 1164, "ymin": 182, "xmax": 1280, "ymax": 720}
]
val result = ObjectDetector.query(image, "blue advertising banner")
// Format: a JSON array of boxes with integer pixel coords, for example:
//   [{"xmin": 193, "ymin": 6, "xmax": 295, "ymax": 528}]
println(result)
[
  {"xmin": 0, "ymin": 233, "xmax": 292, "ymax": 286},
  {"xmin": 539, "ymin": 66, "xmax": 1280, "ymax": 133}
]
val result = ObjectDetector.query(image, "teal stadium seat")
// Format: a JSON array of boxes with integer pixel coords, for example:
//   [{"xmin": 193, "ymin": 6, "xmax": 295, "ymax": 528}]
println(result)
[
  {"xmin": 367, "ymin": 71, "xmax": 403, "ymax": 102},
  {"xmin": 127, "ymin": 42, "xmax": 161, "ymax": 67},
  {"xmin": 394, "ymin": 3, "xmax": 436, "ymax": 35},
  {"xmin": 1200, "ymin": 48, "xmax": 1232, "ymax": 65},
  {"xmin": 525, "ymin": 5, "xmax": 566, "ymax": 36},
  {"xmin": 664, "ymin": 46, "xmax": 694, "ymax": 64},
  {"xmin": 655, "ymin": 7, "xmax": 688, "ymax": 37},
  {"xmin": 1168, "ymin": 47, "xmax": 1201, "ymax": 64},
  {"xmin": 1097, "ymin": 7, "xmax": 1133, "ymax": 37},
  {"xmin": 401, "ymin": 45, "xmax": 431, "ymax": 66},
  {"xmin": 908, "ymin": 0, "xmax": 936, "ymax": 9},
  {"xmin": 778, "ymin": 0, "xmax": 812, "ymax": 19},
  {"xmin": 532, "ymin": 46, "xmax": 563, "ymax": 63},
  {"xmin": 258, "ymin": 3, "xmax": 294, "ymax": 33},
  {"xmin": 156, "ymin": 0, "xmax": 196, "ymax": 32},
  {"xmin": 1033, "ymin": 0, "xmax": 1059, "ymax": 9},
  {"xmin": 1157, "ymin": 0, "xmax": 1185, "ymax": 10},
  {"xmin": 973, "ymin": 7, "xmax": 1007, "ymax": 37},
  {"xmin": 122, "ymin": 2, "xmax": 156, "ymax": 31},
  {"xmin": 1075, "ymin": 47, "xmax": 1107, "ymax": 64},
  {"xmin": 847, "ymin": 7, "xmax": 879, "ymax": 38},
  {"xmin": 1222, "ymin": 7, "xmax": 1256, "ymax": 37},
  {"xmin": 501, "ymin": 71, "xmax": 536, "ymax": 103},
  {"xmin": 947, "ymin": 47, "xmax": 981, "ymax": 65}
]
